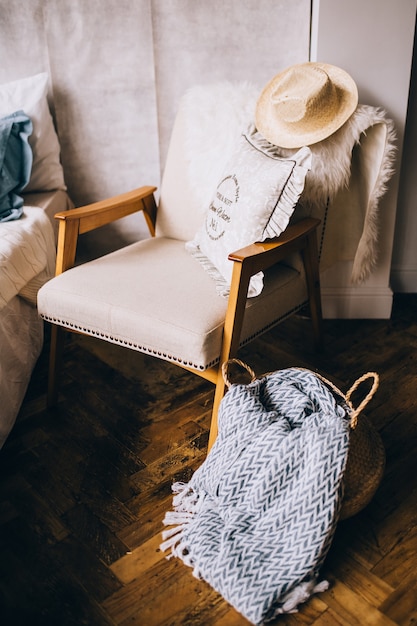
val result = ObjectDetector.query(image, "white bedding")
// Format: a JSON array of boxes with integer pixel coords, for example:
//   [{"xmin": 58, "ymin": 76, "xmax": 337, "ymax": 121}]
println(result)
[
  {"xmin": 0, "ymin": 296, "xmax": 44, "ymax": 447},
  {"xmin": 0, "ymin": 190, "xmax": 72, "ymax": 448},
  {"xmin": 0, "ymin": 206, "xmax": 55, "ymax": 310}
]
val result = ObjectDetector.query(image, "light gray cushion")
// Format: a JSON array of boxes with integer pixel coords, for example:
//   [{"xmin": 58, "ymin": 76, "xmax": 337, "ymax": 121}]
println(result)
[
  {"xmin": 38, "ymin": 237, "xmax": 306, "ymax": 370},
  {"xmin": 186, "ymin": 127, "xmax": 312, "ymax": 297}
]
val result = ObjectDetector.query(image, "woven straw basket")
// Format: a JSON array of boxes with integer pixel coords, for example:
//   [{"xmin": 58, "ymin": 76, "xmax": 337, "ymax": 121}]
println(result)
[{"xmin": 222, "ymin": 359, "xmax": 385, "ymax": 520}]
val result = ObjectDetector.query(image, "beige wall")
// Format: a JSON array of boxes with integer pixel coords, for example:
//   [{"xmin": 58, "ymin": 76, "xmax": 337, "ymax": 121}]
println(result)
[
  {"xmin": 312, "ymin": 0, "xmax": 416, "ymax": 309},
  {"xmin": 0, "ymin": 0, "xmax": 310, "ymax": 204},
  {"xmin": 1, "ymin": 1, "xmax": 415, "ymax": 298},
  {"xmin": 0, "ymin": 0, "xmax": 310, "ymax": 253},
  {"xmin": 391, "ymin": 23, "xmax": 417, "ymax": 293}
]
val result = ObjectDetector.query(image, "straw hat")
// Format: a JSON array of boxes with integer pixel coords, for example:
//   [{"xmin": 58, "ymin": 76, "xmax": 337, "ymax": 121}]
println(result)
[{"xmin": 255, "ymin": 62, "xmax": 358, "ymax": 148}]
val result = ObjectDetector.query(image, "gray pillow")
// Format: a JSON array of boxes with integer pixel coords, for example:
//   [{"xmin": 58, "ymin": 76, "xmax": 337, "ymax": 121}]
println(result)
[{"xmin": 186, "ymin": 126, "xmax": 312, "ymax": 297}]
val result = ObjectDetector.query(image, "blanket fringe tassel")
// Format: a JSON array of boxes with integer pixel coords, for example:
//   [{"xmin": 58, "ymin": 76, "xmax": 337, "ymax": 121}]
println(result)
[
  {"xmin": 271, "ymin": 579, "xmax": 330, "ymax": 617},
  {"xmin": 160, "ymin": 486, "xmax": 331, "ymax": 619},
  {"xmin": 160, "ymin": 481, "xmax": 201, "ymax": 573}
]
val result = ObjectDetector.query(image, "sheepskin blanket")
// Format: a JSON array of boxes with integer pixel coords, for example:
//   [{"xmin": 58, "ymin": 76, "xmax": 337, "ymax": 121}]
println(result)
[
  {"xmin": 182, "ymin": 82, "xmax": 396, "ymax": 283},
  {"xmin": 161, "ymin": 368, "xmax": 350, "ymax": 625}
]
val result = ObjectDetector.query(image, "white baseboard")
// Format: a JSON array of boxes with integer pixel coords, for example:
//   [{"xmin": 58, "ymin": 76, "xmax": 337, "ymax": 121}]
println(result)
[
  {"xmin": 321, "ymin": 286, "xmax": 393, "ymax": 319},
  {"xmin": 390, "ymin": 267, "xmax": 417, "ymax": 294}
]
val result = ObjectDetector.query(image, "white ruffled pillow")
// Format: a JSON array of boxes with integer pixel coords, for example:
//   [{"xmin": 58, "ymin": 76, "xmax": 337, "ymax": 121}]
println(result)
[
  {"xmin": 186, "ymin": 127, "xmax": 312, "ymax": 297},
  {"xmin": 0, "ymin": 73, "xmax": 66, "ymax": 192}
]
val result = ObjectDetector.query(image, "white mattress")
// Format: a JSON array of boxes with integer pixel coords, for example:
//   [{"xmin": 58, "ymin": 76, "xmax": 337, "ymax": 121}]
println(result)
[{"xmin": 0, "ymin": 190, "xmax": 72, "ymax": 448}]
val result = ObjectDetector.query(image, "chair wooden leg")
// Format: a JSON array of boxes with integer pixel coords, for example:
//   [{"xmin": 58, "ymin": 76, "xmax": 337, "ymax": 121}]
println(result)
[
  {"xmin": 206, "ymin": 262, "xmax": 252, "ymax": 452},
  {"xmin": 47, "ymin": 324, "xmax": 66, "ymax": 407},
  {"xmin": 302, "ymin": 230, "xmax": 324, "ymax": 350},
  {"xmin": 207, "ymin": 371, "xmax": 227, "ymax": 452}
]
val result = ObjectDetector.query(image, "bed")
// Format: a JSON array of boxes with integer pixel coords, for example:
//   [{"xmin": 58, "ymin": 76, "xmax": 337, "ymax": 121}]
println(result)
[
  {"xmin": 0, "ymin": 73, "xmax": 70, "ymax": 448},
  {"xmin": 0, "ymin": 191, "xmax": 72, "ymax": 448}
]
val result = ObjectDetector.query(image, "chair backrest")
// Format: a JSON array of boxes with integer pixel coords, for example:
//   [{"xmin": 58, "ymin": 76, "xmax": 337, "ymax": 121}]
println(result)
[
  {"xmin": 156, "ymin": 82, "xmax": 259, "ymax": 242},
  {"xmin": 156, "ymin": 103, "xmax": 204, "ymax": 241},
  {"xmin": 156, "ymin": 84, "xmax": 395, "ymax": 292}
]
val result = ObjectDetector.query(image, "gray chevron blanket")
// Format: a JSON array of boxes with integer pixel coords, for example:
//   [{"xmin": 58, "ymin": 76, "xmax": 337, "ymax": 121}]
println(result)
[{"xmin": 161, "ymin": 368, "xmax": 350, "ymax": 624}]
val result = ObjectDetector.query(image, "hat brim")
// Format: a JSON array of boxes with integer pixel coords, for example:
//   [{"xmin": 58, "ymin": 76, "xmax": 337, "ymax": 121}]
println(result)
[{"xmin": 255, "ymin": 62, "xmax": 359, "ymax": 149}]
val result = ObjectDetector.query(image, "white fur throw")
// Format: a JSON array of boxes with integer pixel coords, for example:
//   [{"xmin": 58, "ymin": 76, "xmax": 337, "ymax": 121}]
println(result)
[{"xmin": 182, "ymin": 82, "xmax": 396, "ymax": 283}]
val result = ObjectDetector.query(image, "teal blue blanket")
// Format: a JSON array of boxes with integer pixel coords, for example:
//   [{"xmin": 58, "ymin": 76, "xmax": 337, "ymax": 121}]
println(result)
[{"xmin": 0, "ymin": 110, "xmax": 33, "ymax": 222}]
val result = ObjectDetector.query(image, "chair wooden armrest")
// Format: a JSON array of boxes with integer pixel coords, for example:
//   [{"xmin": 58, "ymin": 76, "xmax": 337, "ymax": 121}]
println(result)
[
  {"xmin": 54, "ymin": 186, "xmax": 157, "ymax": 274},
  {"xmin": 229, "ymin": 215, "xmax": 321, "ymax": 350},
  {"xmin": 207, "ymin": 216, "xmax": 322, "ymax": 449},
  {"xmin": 228, "ymin": 217, "xmax": 320, "ymax": 272},
  {"xmin": 223, "ymin": 216, "xmax": 321, "ymax": 361}
]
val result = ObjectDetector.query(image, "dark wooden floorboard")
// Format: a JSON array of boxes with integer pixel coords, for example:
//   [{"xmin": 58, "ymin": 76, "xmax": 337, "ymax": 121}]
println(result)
[{"xmin": 0, "ymin": 293, "xmax": 416, "ymax": 625}]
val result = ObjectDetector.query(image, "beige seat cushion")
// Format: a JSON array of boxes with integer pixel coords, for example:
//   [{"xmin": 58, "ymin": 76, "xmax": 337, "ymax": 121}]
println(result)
[{"xmin": 38, "ymin": 237, "xmax": 306, "ymax": 370}]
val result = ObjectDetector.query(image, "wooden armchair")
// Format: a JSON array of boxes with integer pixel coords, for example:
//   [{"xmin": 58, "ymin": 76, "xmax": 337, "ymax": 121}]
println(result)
[{"xmin": 38, "ymin": 87, "xmax": 323, "ymax": 451}]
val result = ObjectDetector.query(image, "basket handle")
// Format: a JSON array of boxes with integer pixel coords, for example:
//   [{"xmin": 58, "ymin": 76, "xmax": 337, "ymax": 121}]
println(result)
[
  {"xmin": 222, "ymin": 358, "xmax": 256, "ymax": 388},
  {"xmin": 345, "ymin": 372, "xmax": 379, "ymax": 428},
  {"xmin": 222, "ymin": 360, "xmax": 379, "ymax": 430},
  {"xmin": 312, "ymin": 370, "xmax": 379, "ymax": 429}
]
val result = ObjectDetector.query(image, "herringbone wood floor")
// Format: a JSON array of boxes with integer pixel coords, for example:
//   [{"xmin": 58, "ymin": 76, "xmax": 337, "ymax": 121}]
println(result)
[{"xmin": 1, "ymin": 294, "xmax": 416, "ymax": 625}]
